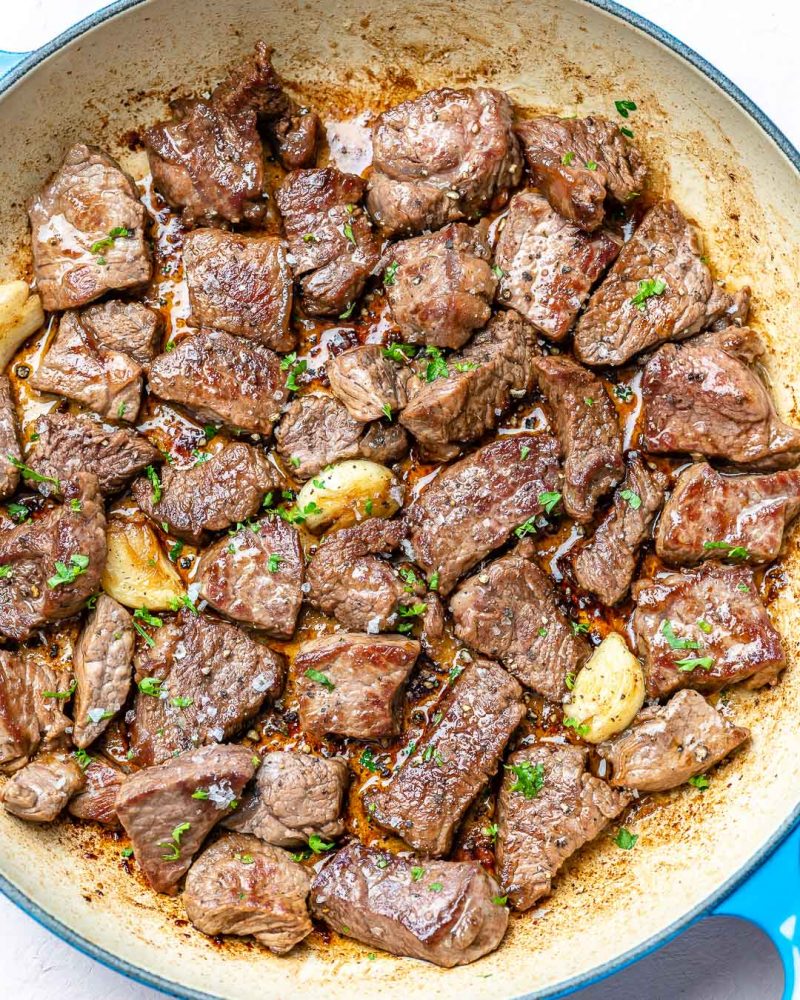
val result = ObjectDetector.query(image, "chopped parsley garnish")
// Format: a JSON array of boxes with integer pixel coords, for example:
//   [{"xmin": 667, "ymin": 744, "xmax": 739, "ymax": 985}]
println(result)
[
  {"xmin": 117, "ymin": 402, "xmax": 127, "ymax": 419},
  {"xmin": 448, "ymin": 663, "xmax": 464, "ymax": 685},
  {"xmin": 69, "ymin": 499, "xmax": 82, "ymax": 511},
  {"xmin": 410, "ymin": 866, "xmax": 425, "ymax": 882},
  {"xmin": 7, "ymin": 501, "xmax": 30, "ymax": 522},
  {"xmin": 539, "ymin": 490, "xmax": 562, "ymax": 515},
  {"xmin": 398, "ymin": 603, "xmax": 427, "ymax": 618},
  {"xmin": 364, "ymin": 498, "xmax": 373, "ymax": 516},
  {"xmin": 491, "ymin": 264, "xmax": 505, "ymax": 279},
  {"xmin": 236, "ymin": 853, "xmax": 255, "ymax": 864},
  {"xmin": 302, "ymin": 232, "xmax": 317, "ymax": 243},
  {"xmin": 90, "ymin": 226, "xmax": 132, "ymax": 256},
  {"xmin": 702, "ymin": 541, "xmax": 750, "ymax": 560},
  {"xmin": 584, "ymin": 396, "xmax": 594, "ymax": 406},
  {"xmin": 382, "ymin": 343, "xmax": 417, "ymax": 363},
  {"xmin": 585, "ymin": 160, "xmax": 598, "ymax": 171},
  {"xmin": 191, "ymin": 789, "xmax": 210, "ymax": 800},
  {"xmin": 570, "ymin": 621, "xmax": 590, "ymax": 636},
  {"xmin": 375, "ymin": 857, "xmax": 390, "ymax": 869},
  {"xmin": 562, "ymin": 151, "xmax": 575, "ymax": 165},
  {"xmin": 47, "ymin": 553, "xmax": 89, "ymax": 589},
  {"xmin": 309, "ymin": 834, "xmax": 335, "ymax": 854},
  {"xmin": 0, "ymin": 565, "xmax": 12, "ymax": 580},
  {"xmin": 676, "ymin": 655, "xmax": 714, "ymax": 672},
  {"xmin": 171, "ymin": 695, "xmax": 193, "ymax": 708},
  {"xmin": 203, "ymin": 424, "xmax": 218, "ymax": 441},
  {"xmin": 520, "ymin": 445, "xmax": 531, "ymax": 461},
  {"xmin": 381, "ymin": 403, "xmax": 393, "ymax": 420},
  {"xmin": 339, "ymin": 301, "xmax": 356, "ymax": 320},
  {"xmin": 565, "ymin": 671, "xmax": 576, "ymax": 691},
  {"xmin": 159, "ymin": 821, "xmax": 190, "ymax": 862},
  {"xmin": 614, "ymin": 99, "xmax": 637, "ymax": 118},
  {"xmin": 145, "ymin": 465, "xmax": 162, "ymax": 503},
  {"xmin": 492, "ymin": 895, "xmax": 508, "ymax": 906},
  {"xmin": 505, "ymin": 760, "xmax": 544, "ymax": 798},
  {"xmin": 138, "ymin": 676, "xmax": 165, "ymax": 697},
  {"xmin": 383, "ymin": 261, "xmax": 399, "ymax": 286},
  {"xmin": 689, "ymin": 774, "xmax": 710, "ymax": 790},
  {"xmin": 281, "ymin": 353, "xmax": 308, "ymax": 392},
  {"xmin": 424, "ymin": 346, "xmax": 449, "ymax": 382},
  {"xmin": 169, "ymin": 593, "xmax": 199, "ymax": 615},
  {"xmin": 42, "ymin": 679, "xmax": 77, "ymax": 700},
  {"xmin": 6, "ymin": 454, "xmax": 59, "ymax": 488},
  {"xmin": 428, "ymin": 571, "xmax": 440, "ymax": 592},
  {"xmin": 121, "ymin": 847, "xmax": 134, "ymax": 858},
  {"xmin": 631, "ymin": 277, "xmax": 667, "ymax": 310},
  {"xmin": 661, "ymin": 619, "xmax": 701, "ymax": 651},
  {"xmin": 514, "ymin": 516, "xmax": 537, "ymax": 539},
  {"xmin": 614, "ymin": 383, "xmax": 634, "ymax": 402},
  {"xmin": 453, "ymin": 361, "xmax": 479, "ymax": 373},
  {"xmin": 697, "ymin": 619, "xmax": 713, "ymax": 634},
  {"xmin": 564, "ymin": 716, "xmax": 590, "ymax": 737},
  {"xmin": 428, "ymin": 882, "xmax": 443, "ymax": 892},
  {"xmin": 290, "ymin": 848, "xmax": 312, "ymax": 862},
  {"xmin": 305, "ymin": 668, "xmax": 334, "ymax": 691},
  {"xmin": 538, "ymin": 627, "xmax": 548, "ymax": 637},
  {"xmin": 620, "ymin": 126, "xmax": 634, "ymax": 139},
  {"xmin": 420, "ymin": 745, "xmax": 445, "ymax": 767},
  {"xmin": 620, "ymin": 489, "xmax": 642, "ymax": 510},
  {"xmin": 267, "ymin": 553, "xmax": 283, "ymax": 573},
  {"xmin": 342, "ymin": 221, "xmax": 356, "ymax": 246},
  {"xmin": 614, "ymin": 828, "xmax": 638, "ymax": 850},
  {"xmin": 398, "ymin": 566, "xmax": 419, "ymax": 591},
  {"xmin": 168, "ymin": 540, "xmax": 184, "ymax": 562},
  {"xmin": 737, "ymin": 582, "xmax": 750, "ymax": 593},
  {"xmin": 482, "ymin": 823, "xmax": 499, "ymax": 842},
  {"xmin": 360, "ymin": 747, "xmax": 380, "ymax": 772},
  {"xmin": 73, "ymin": 748, "xmax": 93, "ymax": 771}
]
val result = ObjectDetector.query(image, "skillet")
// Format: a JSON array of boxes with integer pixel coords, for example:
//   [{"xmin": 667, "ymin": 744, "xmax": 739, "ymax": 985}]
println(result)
[{"xmin": 0, "ymin": 0, "xmax": 798, "ymax": 997}]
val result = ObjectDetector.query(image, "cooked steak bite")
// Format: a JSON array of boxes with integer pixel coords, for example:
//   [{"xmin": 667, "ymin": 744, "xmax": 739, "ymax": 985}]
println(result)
[
  {"xmin": 515, "ymin": 114, "xmax": 645, "ymax": 232},
  {"xmin": 225, "ymin": 751, "xmax": 348, "ymax": 846},
  {"xmin": 31, "ymin": 309, "xmax": 143, "ymax": 422},
  {"xmin": 146, "ymin": 330, "xmax": 287, "ymax": 436},
  {"xmin": 450, "ymin": 543, "xmax": 588, "ymax": 701},
  {"xmin": 365, "ymin": 658, "xmax": 524, "ymax": 855},
  {"xmin": 496, "ymin": 743, "xmax": 629, "ymax": 911},
  {"xmin": 359, "ymin": 422, "xmax": 409, "ymax": 465},
  {"xmin": 0, "ymin": 474, "xmax": 105, "ymax": 641},
  {"xmin": 399, "ymin": 310, "xmax": 539, "ymax": 461},
  {"xmin": 1, "ymin": 751, "xmax": 85, "ymax": 823},
  {"xmin": 709, "ymin": 285, "xmax": 751, "ymax": 331},
  {"xmin": 573, "ymin": 453, "xmax": 668, "ymax": 605},
  {"xmin": 327, "ymin": 345, "xmax": 412, "ymax": 423},
  {"xmin": 72, "ymin": 595, "xmax": 134, "ymax": 749},
  {"xmin": 132, "ymin": 441, "xmax": 278, "ymax": 545},
  {"xmin": 532, "ymin": 354, "xmax": 623, "ymax": 522},
  {"xmin": 632, "ymin": 563, "xmax": 786, "ymax": 698},
  {"xmin": 276, "ymin": 167, "xmax": 381, "ymax": 316},
  {"xmin": 127, "ymin": 609, "xmax": 285, "ymax": 766},
  {"xmin": 183, "ymin": 229, "xmax": 294, "ymax": 352},
  {"xmin": 27, "ymin": 411, "xmax": 160, "ymax": 497},
  {"xmin": 384, "ymin": 222, "xmax": 497, "ymax": 349},
  {"xmin": 598, "ymin": 689, "xmax": 749, "ymax": 792},
  {"xmin": 574, "ymin": 202, "xmax": 727, "ymax": 366},
  {"xmin": 0, "ymin": 376, "xmax": 21, "ymax": 499},
  {"xmin": 306, "ymin": 518, "xmax": 413, "ymax": 631},
  {"xmin": 641, "ymin": 326, "xmax": 800, "ymax": 469},
  {"xmin": 655, "ymin": 463, "xmax": 800, "ymax": 566},
  {"xmin": 183, "ymin": 833, "xmax": 312, "ymax": 953},
  {"xmin": 115, "ymin": 743, "xmax": 256, "ymax": 894},
  {"xmin": 295, "ymin": 633, "xmax": 419, "ymax": 739},
  {"xmin": 406, "ymin": 432, "xmax": 560, "ymax": 595},
  {"xmin": 0, "ymin": 651, "xmax": 43, "ymax": 773},
  {"xmin": 367, "ymin": 87, "xmax": 522, "ymax": 237},
  {"xmin": 310, "ymin": 841, "xmax": 508, "ymax": 967},
  {"xmin": 196, "ymin": 515, "xmax": 303, "ymax": 637},
  {"xmin": 78, "ymin": 299, "xmax": 162, "ymax": 364},
  {"xmin": 68, "ymin": 756, "xmax": 124, "ymax": 826},
  {"xmin": 27, "ymin": 143, "xmax": 151, "ymax": 311},
  {"xmin": 494, "ymin": 191, "xmax": 621, "ymax": 339}
]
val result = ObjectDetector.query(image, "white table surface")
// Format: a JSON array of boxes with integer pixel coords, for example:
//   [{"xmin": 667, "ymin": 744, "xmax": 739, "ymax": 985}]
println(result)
[{"xmin": 1, "ymin": 2, "xmax": 798, "ymax": 998}]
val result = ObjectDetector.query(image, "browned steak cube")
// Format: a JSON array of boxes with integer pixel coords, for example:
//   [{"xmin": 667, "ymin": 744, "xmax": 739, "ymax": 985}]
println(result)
[
  {"xmin": 27, "ymin": 143, "xmax": 151, "ymax": 311},
  {"xmin": 598, "ymin": 689, "xmax": 749, "ymax": 792},
  {"xmin": 365, "ymin": 658, "xmax": 524, "ymax": 855},
  {"xmin": 496, "ymin": 743, "xmax": 629, "ymax": 910},
  {"xmin": 0, "ymin": 376, "xmax": 21, "ymax": 499},
  {"xmin": 632, "ymin": 563, "xmax": 786, "ymax": 698},
  {"xmin": 450, "ymin": 543, "xmax": 588, "ymax": 701},
  {"xmin": 68, "ymin": 756, "xmax": 124, "ymax": 827},
  {"xmin": 327, "ymin": 344, "xmax": 412, "ymax": 423},
  {"xmin": 310, "ymin": 841, "xmax": 508, "ymax": 967},
  {"xmin": 183, "ymin": 229, "xmax": 294, "ymax": 352},
  {"xmin": 0, "ymin": 650, "xmax": 72, "ymax": 773},
  {"xmin": 225, "ymin": 750, "xmax": 348, "ymax": 847},
  {"xmin": 494, "ymin": 191, "xmax": 620, "ymax": 339},
  {"xmin": 115, "ymin": 743, "xmax": 256, "ymax": 894},
  {"xmin": 1, "ymin": 751, "xmax": 85, "ymax": 823},
  {"xmin": 384, "ymin": 222, "xmax": 497, "ymax": 349},
  {"xmin": 127, "ymin": 609, "xmax": 285, "ymax": 766},
  {"xmin": 641, "ymin": 326, "xmax": 800, "ymax": 469},
  {"xmin": 367, "ymin": 87, "xmax": 522, "ymax": 237},
  {"xmin": 79, "ymin": 299, "xmax": 162, "ymax": 363},
  {"xmin": 405, "ymin": 432, "xmax": 560, "ymax": 595},
  {"xmin": 295, "ymin": 633, "xmax": 419, "ymax": 739}
]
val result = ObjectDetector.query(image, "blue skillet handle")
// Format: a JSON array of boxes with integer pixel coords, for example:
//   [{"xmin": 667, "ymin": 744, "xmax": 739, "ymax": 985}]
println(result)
[
  {"xmin": 0, "ymin": 51, "xmax": 32, "ymax": 79},
  {"xmin": 713, "ymin": 820, "xmax": 800, "ymax": 999}
]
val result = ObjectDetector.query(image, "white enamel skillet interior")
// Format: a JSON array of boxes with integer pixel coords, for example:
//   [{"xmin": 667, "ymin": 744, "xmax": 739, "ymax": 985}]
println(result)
[{"xmin": 0, "ymin": 1, "xmax": 799, "ymax": 998}]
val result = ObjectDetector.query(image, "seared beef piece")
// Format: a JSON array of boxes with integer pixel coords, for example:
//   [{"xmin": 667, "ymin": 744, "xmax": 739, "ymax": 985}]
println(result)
[
  {"xmin": 306, "ymin": 518, "xmax": 413, "ymax": 631},
  {"xmin": 127, "ymin": 609, "xmax": 285, "ymax": 766},
  {"xmin": 574, "ymin": 202, "xmax": 728, "ymax": 366},
  {"xmin": 494, "ymin": 191, "xmax": 621, "ymax": 340},
  {"xmin": 496, "ymin": 743, "xmax": 629, "ymax": 911},
  {"xmin": 420, "ymin": 593, "xmax": 446, "ymax": 659},
  {"xmin": 115, "ymin": 743, "xmax": 256, "ymax": 894},
  {"xmin": 310, "ymin": 841, "xmax": 507, "ymax": 967},
  {"xmin": 515, "ymin": 115, "xmax": 645, "ymax": 232},
  {"xmin": 359, "ymin": 422, "xmax": 409, "ymax": 465},
  {"xmin": 74, "ymin": 299, "xmax": 162, "ymax": 363},
  {"xmin": 196, "ymin": 515, "xmax": 303, "ymax": 637},
  {"xmin": 72, "ymin": 595, "xmax": 134, "ymax": 748},
  {"xmin": 27, "ymin": 143, "xmax": 151, "ymax": 311},
  {"xmin": 709, "ymin": 286, "xmax": 751, "ymax": 331},
  {"xmin": 27, "ymin": 411, "xmax": 159, "ymax": 497},
  {"xmin": 68, "ymin": 756, "xmax": 124, "ymax": 826},
  {"xmin": 406, "ymin": 432, "xmax": 560, "ymax": 595},
  {"xmin": 366, "ymin": 658, "xmax": 524, "ymax": 855},
  {"xmin": 384, "ymin": 222, "xmax": 497, "ymax": 348},
  {"xmin": 641, "ymin": 326, "xmax": 800, "ymax": 469},
  {"xmin": 532, "ymin": 354, "xmax": 623, "ymax": 522},
  {"xmin": 183, "ymin": 229, "xmax": 294, "ymax": 352},
  {"xmin": 632, "ymin": 563, "xmax": 786, "ymax": 698},
  {"xmin": 573, "ymin": 454, "xmax": 668, "ymax": 605},
  {"xmin": 184, "ymin": 833, "xmax": 312, "ymax": 953},
  {"xmin": 1, "ymin": 751, "xmax": 85, "ymax": 823},
  {"xmin": 132, "ymin": 441, "xmax": 278, "ymax": 545},
  {"xmin": 450, "ymin": 543, "xmax": 588, "ymax": 701},
  {"xmin": 598, "ymin": 689, "xmax": 749, "ymax": 792},
  {"xmin": 655, "ymin": 463, "xmax": 800, "ymax": 566},
  {"xmin": 147, "ymin": 330, "xmax": 287, "ymax": 436},
  {"xmin": 399, "ymin": 310, "xmax": 539, "ymax": 461},
  {"xmin": 367, "ymin": 87, "xmax": 522, "ymax": 237},
  {"xmin": 0, "ymin": 652, "xmax": 40, "ymax": 773},
  {"xmin": 0, "ymin": 475, "xmax": 105, "ymax": 641},
  {"xmin": 0, "ymin": 376, "xmax": 21, "ymax": 499},
  {"xmin": 225, "ymin": 751, "xmax": 348, "ymax": 846},
  {"xmin": 276, "ymin": 168, "xmax": 381, "ymax": 316},
  {"xmin": 31, "ymin": 309, "xmax": 143, "ymax": 423},
  {"xmin": 327, "ymin": 345, "xmax": 411, "ymax": 423},
  {"xmin": 295, "ymin": 633, "xmax": 419, "ymax": 739}
]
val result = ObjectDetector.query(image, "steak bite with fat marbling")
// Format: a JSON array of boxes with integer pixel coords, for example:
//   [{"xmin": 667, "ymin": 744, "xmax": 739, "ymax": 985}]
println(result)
[
  {"xmin": 0, "ymin": 376, "xmax": 21, "ymax": 499},
  {"xmin": 632, "ymin": 563, "xmax": 786, "ymax": 698},
  {"xmin": 365, "ymin": 658, "xmax": 524, "ymax": 856},
  {"xmin": 1, "ymin": 751, "xmax": 85, "ymax": 823},
  {"xmin": 598, "ymin": 689, "xmax": 749, "ymax": 792},
  {"xmin": 496, "ymin": 743, "xmax": 629, "ymax": 910},
  {"xmin": 310, "ymin": 841, "xmax": 508, "ymax": 967},
  {"xmin": 494, "ymin": 190, "xmax": 621, "ymax": 340},
  {"xmin": 327, "ymin": 344, "xmax": 412, "ymax": 423}
]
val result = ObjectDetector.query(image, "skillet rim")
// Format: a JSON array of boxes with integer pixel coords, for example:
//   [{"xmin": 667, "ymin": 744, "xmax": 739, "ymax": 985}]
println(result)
[{"xmin": 0, "ymin": 0, "xmax": 798, "ymax": 997}]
